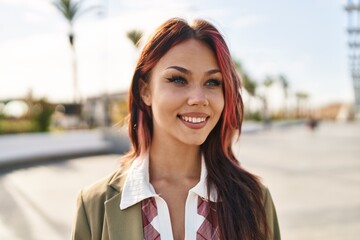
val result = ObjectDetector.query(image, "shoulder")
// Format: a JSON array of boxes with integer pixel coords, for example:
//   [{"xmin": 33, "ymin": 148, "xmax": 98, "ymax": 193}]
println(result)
[
  {"xmin": 80, "ymin": 171, "xmax": 118, "ymax": 201},
  {"xmin": 258, "ymin": 184, "xmax": 275, "ymax": 212},
  {"xmin": 72, "ymin": 170, "xmax": 123, "ymax": 239},
  {"xmin": 71, "ymin": 162, "xmax": 132, "ymax": 239},
  {"xmin": 260, "ymin": 184, "xmax": 270, "ymax": 202},
  {"xmin": 259, "ymin": 184, "xmax": 281, "ymax": 240},
  {"xmin": 80, "ymin": 167, "xmax": 128, "ymax": 204},
  {"xmin": 73, "ymin": 169, "xmax": 127, "ymax": 230}
]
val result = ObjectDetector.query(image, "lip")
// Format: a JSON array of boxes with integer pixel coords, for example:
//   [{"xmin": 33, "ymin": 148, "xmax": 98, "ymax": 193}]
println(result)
[
  {"xmin": 178, "ymin": 112, "xmax": 209, "ymax": 118},
  {"xmin": 177, "ymin": 112, "xmax": 210, "ymax": 129}
]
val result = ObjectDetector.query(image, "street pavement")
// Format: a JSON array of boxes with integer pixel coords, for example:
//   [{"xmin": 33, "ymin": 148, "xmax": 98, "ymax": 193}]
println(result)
[
  {"xmin": 0, "ymin": 121, "xmax": 359, "ymax": 239},
  {"xmin": 233, "ymin": 121, "xmax": 360, "ymax": 240}
]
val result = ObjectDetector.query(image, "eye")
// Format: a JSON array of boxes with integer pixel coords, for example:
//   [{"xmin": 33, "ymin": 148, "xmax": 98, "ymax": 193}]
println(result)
[
  {"xmin": 166, "ymin": 76, "xmax": 187, "ymax": 85},
  {"xmin": 205, "ymin": 79, "xmax": 222, "ymax": 87}
]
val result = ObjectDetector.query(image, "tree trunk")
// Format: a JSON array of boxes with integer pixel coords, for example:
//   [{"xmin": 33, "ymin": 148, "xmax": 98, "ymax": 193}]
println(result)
[{"xmin": 69, "ymin": 31, "xmax": 79, "ymax": 103}]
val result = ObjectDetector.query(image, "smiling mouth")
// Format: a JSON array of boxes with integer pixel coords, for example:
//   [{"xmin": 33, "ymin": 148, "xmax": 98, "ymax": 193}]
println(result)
[{"xmin": 178, "ymin": 115, "xmax": 209, "ymax": 124}]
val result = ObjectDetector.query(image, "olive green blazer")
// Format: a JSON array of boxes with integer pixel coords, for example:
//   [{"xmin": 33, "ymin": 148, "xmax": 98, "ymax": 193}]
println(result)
[{"xmin": 71, "ymin": 169, "xmax": 281, "ymax": 240}]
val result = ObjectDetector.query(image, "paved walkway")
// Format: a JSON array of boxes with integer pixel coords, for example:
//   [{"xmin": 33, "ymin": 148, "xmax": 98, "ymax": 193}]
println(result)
[
  {"xmin": 0, "ymin": 121, "xmax": 358, "ymax": 239},
  {"xmin": 0, "ymin": 128, "xmax": 130, "ymax": 167},
  {"xmin": 233, "ymin": 121, "xmax": 360, "ymax": 240}
]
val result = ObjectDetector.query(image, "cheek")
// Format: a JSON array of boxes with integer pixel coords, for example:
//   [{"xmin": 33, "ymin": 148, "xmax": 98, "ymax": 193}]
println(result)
[
  {"xmin": 211, "ymin": 92, "xmax": 225, "ymax": 116},
  {"xmin": 154, "ymin": 87, "xmax": 185, "ymax": 105},
  {"xmin": 151, "ymin": 88, "xmax": 183, "ymax": 116}
]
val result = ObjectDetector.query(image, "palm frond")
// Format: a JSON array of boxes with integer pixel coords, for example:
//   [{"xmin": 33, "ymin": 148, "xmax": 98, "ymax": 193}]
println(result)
[
  {"xmin": 127, "ymin": 30, "xmax": 143, "ymax": 47},
  {"xmin": 52, "ymin": 0, "xmax": 98, "ymax": 23}
]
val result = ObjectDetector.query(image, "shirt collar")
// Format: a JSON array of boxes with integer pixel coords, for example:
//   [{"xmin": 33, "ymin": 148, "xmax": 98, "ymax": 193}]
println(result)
[
  {"xmin": 190, "ymin": 156, "xmax": 218, "ymax": 202},
  {"xmin": 120, "ymin": 153, "xmax": 218, "ymax": 210},
  {"xmin": 120, "ymin": 153, "xmax": 157, "ymax": 210}
]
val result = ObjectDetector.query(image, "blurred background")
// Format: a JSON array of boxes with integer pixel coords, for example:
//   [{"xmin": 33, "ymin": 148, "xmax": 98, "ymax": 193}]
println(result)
[{"xmin": 0, "ymin": 0, "xmax": 359, "ymax": 239}]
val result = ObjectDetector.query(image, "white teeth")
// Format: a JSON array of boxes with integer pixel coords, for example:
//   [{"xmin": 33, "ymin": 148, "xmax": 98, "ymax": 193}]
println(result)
[{"xmin": 181, "ymin": 116, "xmax": 206, "ymax": 123}]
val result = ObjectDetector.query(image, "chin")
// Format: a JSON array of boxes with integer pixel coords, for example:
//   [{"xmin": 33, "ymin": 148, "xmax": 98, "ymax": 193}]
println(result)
[
  {"xmin": 185, "ymin": 138, "xmax": 207, "ymax": 146},
  {"xmin": 176, "ymin": 132, "xmax": 210, "ymax": 146}
]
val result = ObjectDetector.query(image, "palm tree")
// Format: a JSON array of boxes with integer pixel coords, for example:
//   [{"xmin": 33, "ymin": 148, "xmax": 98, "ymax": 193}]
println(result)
[
  {"xmin": 53, "ymin": 0, "xmax": 98, "ymax": 103},
  {"xmin": 233, "ymin": 59, "xmax": 257, "ymax": 116},
  {"xmin": 295, "ymin": 91, "xmax": 309, "ymax": 118},
  {"xmin": 278, "ymin": 74, "xmax": 289, "ymax": 118},
  {"xmin": 263, "ymin": 76, "xmax": 274, "ymax": 89},
  {"xmin": 127, "ymin": 30, "xmax": 143, "ymax": 48},
  {"xmin": 262, "ymin": 76, "xmax": 275, "ymax": 122}
]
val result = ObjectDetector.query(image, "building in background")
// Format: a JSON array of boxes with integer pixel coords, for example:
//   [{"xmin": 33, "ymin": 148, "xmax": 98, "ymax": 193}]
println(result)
[
  {"xmin": 82, "ymin": 92, "xmax": 128, "ymax": 128},
  {"xmin": 345, "ymin": 0, "xmax": 360, "ymax": 119}
]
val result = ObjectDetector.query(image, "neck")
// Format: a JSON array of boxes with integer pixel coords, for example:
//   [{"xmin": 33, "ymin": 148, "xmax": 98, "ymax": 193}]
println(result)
[{"xmin": 148, "ymin": 140, "xmax": 201, "ymax": 182}]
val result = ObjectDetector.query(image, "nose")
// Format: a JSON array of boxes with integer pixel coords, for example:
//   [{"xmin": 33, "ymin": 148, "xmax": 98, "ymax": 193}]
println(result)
[{"xmin": 187, "ymin": 85, "xmax": 209, "ymax": 106}]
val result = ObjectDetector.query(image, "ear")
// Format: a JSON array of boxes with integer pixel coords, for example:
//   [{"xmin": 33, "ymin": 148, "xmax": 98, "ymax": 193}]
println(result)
[{"xmin": 139, "ymin": 79, "xmax": 151, "ymax": 106}]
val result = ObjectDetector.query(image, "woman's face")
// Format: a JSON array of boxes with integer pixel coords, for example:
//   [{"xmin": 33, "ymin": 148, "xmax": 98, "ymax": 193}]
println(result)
[{"xmin": 141, "ymin": 39, "xmax": 224, "ymax": 147}]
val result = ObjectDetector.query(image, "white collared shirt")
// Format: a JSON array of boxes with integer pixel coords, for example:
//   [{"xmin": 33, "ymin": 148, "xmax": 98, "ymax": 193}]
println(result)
[{"xmin": 120, "ymin": 153, "xmax": 218, "ymax": 240}]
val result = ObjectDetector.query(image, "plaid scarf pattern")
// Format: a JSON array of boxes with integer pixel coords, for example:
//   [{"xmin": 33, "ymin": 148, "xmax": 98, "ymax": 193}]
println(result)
[
  {"xmin": 142, "ymin": 198, "xmax": 161, "ymax": 240},
  {"xmin": 141, "ymin": 197, "xmax": 219, "ymax": 240}
]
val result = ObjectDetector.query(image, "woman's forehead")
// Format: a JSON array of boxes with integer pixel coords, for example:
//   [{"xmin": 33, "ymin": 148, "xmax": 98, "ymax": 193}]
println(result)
[{"xmin": 152, "ymin": 39, "xmax": 219, "ymax": 73}]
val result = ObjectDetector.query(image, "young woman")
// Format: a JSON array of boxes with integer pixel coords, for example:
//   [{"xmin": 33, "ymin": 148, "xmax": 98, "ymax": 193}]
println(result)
[{"xmin": 72, "ymin": 18, "xmax": 280, "ymax": 240}]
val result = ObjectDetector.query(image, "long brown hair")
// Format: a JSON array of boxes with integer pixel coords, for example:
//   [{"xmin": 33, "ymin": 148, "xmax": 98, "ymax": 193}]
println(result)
[{"xmin": 127, "ymin": 18, "xmax": 269, "ymax": 239}]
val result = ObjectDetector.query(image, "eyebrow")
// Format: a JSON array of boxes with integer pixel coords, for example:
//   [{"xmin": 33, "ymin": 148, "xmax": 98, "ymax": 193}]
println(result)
[{"xmin": 166, "ymin": 66, "xmax": 221, "ymax": 75}]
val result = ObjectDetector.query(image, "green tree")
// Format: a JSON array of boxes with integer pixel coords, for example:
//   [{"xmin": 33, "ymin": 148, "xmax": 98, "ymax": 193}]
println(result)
[
  {"xmin": 127, "ymin": 30, "xmax": 143, "ymax": 48},
  {"xmin": 263, "ymin": 76, "xmax": 274, "ymax": 89},
  {"xmin": 295, "ymin": 91, "xmax": 309, "ymax": 118},
  {"xmin": 53, "ymin": 0, "xmax": 98, "ymax": 103},
  {"xmin": 35, "ymin": 100, "xmax": 55, "ymax": 132},
  {"xmin": 233, "ymin": 59, "xmax": 257, "ymax": 118},
  {"xmin": 261, "ymin": 76, "xmax": 275, "ymax": 121},
  {"xmin": 278, "ymin": 74, "xmax": 289, "ymax": 118}
]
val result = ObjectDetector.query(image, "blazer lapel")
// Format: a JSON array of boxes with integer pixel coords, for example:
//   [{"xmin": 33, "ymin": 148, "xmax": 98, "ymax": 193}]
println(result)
[{"xmin": 104, "ymin": 169, "xmax": 144, "ymax": 240}]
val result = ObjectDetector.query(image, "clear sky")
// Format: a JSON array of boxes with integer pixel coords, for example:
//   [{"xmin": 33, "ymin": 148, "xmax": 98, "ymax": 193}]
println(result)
[{"xmin": 0, "ymin": 0, "xmax": 352, "ymax": 110}]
